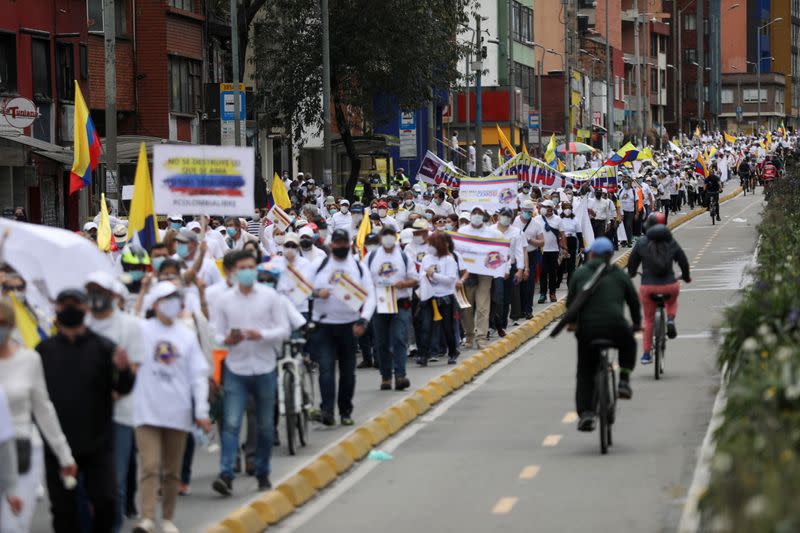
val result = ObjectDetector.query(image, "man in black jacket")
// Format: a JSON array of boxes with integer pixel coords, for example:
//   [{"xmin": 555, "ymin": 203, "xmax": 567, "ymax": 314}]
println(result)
[{"xmin": 37, "ymin": 288, "xmax": 133, "ymax": 533}]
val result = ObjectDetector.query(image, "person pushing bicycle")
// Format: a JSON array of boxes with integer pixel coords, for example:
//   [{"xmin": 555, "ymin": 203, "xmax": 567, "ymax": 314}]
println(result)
[
  {"xmin": 566, "ymin": 237, "xmax": 641, "ymax": 432},
  {"xmin": 627, "ymin": 213, "xmax": 691, "ymax": 366}
]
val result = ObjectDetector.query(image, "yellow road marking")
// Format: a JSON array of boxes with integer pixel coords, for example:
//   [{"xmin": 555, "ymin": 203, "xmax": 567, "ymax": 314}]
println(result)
[
  {"xmin": 492, "ymin": 497, "xmax": 519, "ymax": 514},
  {"xmin": 542, "ymin": 434, "xmax": 562, "ymax": 447},
  {"xmin": 561, "ymin": 412, "xmax": 578, "ymax": 424},
  {"xmin": 519, "ymin": 465, "xmax": 541, "ymax": 479}
]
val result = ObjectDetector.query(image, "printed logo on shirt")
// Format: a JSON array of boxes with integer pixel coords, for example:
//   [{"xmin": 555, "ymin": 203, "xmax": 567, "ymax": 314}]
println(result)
[
  {"xmin": 154, "ymin": 341, "xmax": 179, "ymax": 365},
  {"xmin": 329, "ymin": 270, "xmax": 345, "ymax": 284},
  {"xmin": 378, "ymin": 262, "xmax": 397, "ymax": 279},
  {"xmin": 485, "ymin": 251, "xmax": 504, "ymax": 269},
  {"xmin": 498, "ymin": 188, "xmax": 516, "ymax": 204}
]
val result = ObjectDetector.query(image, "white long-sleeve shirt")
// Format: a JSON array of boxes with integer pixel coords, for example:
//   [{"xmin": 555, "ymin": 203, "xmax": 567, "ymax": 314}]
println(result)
[
  {"xmin": 491, "ymin": 223, "xmax": 526, "ymax": 266},
  {"xmin": 212, "ymin": 284, "xmax": 291, "ymax": 375},
  {"xmin": 418, "ymin": 254, "xmax": 458, "ymax": 299},
  {"xmin": 330, "ymin": 211, "xmax": 353, "ymax": 237},
  {"xmin": 366, "ymin": 246, "xmax": 416, "ymax": 300},
  {"xmin": 312, "ymin": 254, "xmax": 376, "ymax": 324}
]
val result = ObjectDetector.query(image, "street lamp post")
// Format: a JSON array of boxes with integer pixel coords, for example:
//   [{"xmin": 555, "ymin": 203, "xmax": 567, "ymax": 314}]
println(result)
[
  {"xmin": 757, "ymin": 18, "xmax": 783, "ymax": 131},
  {"xmin": 580, "ymin": 49, "xmax": 602, "ymax": 145}
]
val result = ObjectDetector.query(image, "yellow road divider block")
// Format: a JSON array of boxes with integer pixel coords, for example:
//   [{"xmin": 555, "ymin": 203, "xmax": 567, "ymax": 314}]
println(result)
[
  {"xmin": 358, "ymin": 420, "xmax": 389, "ymax": 445},
  {"xmin": 391, "ymin": 402, "xmax": 416, "ymax": 425},
  {"xmin": 249, "ymin": 489, "xmax": 294, "ymax": 525},
  {"xmin": 417, "ymin": 384, "xmax": 443, "ymax": 404},
  {"xmin": 457, "ymin": 359, "xmax": 478, "ymax": 380},
  {"xmin": 443, "ymin": 369, "xmax": 465, "ymax": 389},
  {"xmin": 220, "ymin": 505, "xmax": 268, "ymax": 533},
  {"xmin": 474, "ymin": 351, "xmax": 492, "ymax": 369},
  {"xmin": 204, "ymin": 525, "xmax": 231, "ymax": 533},
  {"xmin": 276, "ymin": 473, "xmax": 317, "ymax": 507},
  {"xmin": 298, "ymin": 459, "xmax": 337, "ymax": 490},
  {"xmin": 404, "ymin": 393, "xmax": 431, "ymax": 416},
  {"xmin": 430, "ymin": 376, "xmax": 454, "ymax": 395},
  {"xmin": 320, "ymin": 445, "xmax": 354, "ymax": 474},
  {"xmin": 341, "ymin": 433, "xmax": 372, "ymax": 460},
  {"xmin": 376, "ymin": 409, "xmax": 405, "ymax": 434}
]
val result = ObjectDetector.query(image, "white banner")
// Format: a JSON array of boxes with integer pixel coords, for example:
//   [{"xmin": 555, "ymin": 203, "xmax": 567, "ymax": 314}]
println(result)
[
  {"xmin": 152, "ymin": 144, "xmax": 255, "ymax": 216},
  {"xmin": 447, "ymin": 231, "xmax": 511, "ymax": 277},
  {"xmin": 457, "ymin": 175, "xmax": 519, "ymax": 212},
  {"xmin": 414, "ymin": 150, "xmax": 462, "ymax": 189}
]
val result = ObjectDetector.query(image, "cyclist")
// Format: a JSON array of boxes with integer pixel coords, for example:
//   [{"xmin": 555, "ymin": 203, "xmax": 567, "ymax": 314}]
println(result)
[
  {"xmin": 738, "ymin": 156, "xmax": 752, "ymax": 193},
  {"xmin": 761, "ymin": 155, "xmax": 778, "ymax": 198},
  {"xmin": 627, "ymin": 212, "xmax": 691, "ymax": 365},
  {"xmin": 704, "ymin": 170, "xmax": 722, "ymax": 222},
  {"xmin": 566, "ymin": 237, "xmax": 641, "ymax": 432}
]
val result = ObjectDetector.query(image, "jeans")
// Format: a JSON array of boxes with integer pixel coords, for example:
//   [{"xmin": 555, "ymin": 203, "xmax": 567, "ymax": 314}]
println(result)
[
  {"xmin": 220, "ymin": 365, "xmax": 277, "ymax": 479},
  {"xmin": 113, "ymin": 422, "xmax": 135, "ymax": 533},
  {"xmin": 417, "ymin": 297, "xmax": 458, "ymax": 361},
  {"xmin": 557, "ymin": 236, "xmax": 578, "ymax": 287},
  {"xmin": 575, "ymin": 324, "xmax": 637, "ymax": 416},
  {"xmin": 372, "ymin": 307, "xmax": 411, "ymax": 380},
  {"xmin": 520, "ymin": 250, "xmax": 539, "ymax": 316},
  {"xmin": 357, "ymin": 321, "xmax": 374, "ymax": 365},
  {"xmin": 492, "ymin": 265, "xmax": 517, "ymax": 330},
  {"xmin": 181, "ymin": 432, "xmax": 194, "ymax": 485},
  {"xmin": 313, "ymin": 323, "xmax": 357, "ymax": 418}
]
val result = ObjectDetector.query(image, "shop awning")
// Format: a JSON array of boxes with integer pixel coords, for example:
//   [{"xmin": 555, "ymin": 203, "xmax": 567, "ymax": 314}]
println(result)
[{"xmin": 0, "ymin": 131, "xmax": 73, "ymax": 166}]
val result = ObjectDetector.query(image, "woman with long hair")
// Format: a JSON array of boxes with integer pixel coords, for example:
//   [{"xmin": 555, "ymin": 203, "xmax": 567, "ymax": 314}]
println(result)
[{"xmin": 416, "ymin": 232, "xmax": 460, "ymax": 366}]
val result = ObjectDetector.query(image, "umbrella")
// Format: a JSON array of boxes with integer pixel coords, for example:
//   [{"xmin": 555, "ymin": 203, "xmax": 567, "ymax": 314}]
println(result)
[
  {"xmin": 0, "ymin": 218, "xmax": 117, "ymax": 299},
  {"xmin": 557, "ymin": 142, "xmax": 596, "ymax": 154}
]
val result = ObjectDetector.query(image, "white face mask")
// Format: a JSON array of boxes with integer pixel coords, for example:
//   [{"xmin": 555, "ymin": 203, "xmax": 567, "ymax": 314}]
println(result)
[
  {"xmin": 274, "ymin": 235, "xmax": 285, "ymax": 245},
  {"xmin": 563, "ymin": 209, "xmax": 573, "ymax": 216},
  {"xmin": 413, "ymin": 235, "xmax": 426, "ymax": 245},
  {"xmin": 157, "ymin": 298, "xmax": 182, "ymax": 320},
  {"xmin": 284, "ymin": 247, "xmax": 297, "ymax": 260},
  {"xmin": 499, "ymin": 215, "xmax": 512, "ymax": 226},
  {"xmin": 340, "ymin": 206, "xmax": 349, "ymax": 214},
  {"xmin": 366, "ymin": 244, "xmax": 379, "ymax": 253},
  {"xmin": 378, "ymin": 209, "xmax": 388, "ymax": 218},
  {"xmin": 470, "ymin": 214, "xmax": 484, "ymax": 227},
  {"xmin": 353, "ymin": 214, "xmax": 363, "ymax": 224},
  {"xmin": 381, "ymin": 235, "xmax": 396, "ymax": 248}
]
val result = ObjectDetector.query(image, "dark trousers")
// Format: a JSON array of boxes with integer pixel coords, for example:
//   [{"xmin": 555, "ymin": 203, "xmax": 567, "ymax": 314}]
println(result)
[
  {"xmin": 520, "ymin": 250, "xmax": 539, "ymax": 316},
  {"xmin": 575, "ymin": 324, "xmax": 637, "ymax": 416},
  {"xmin": 557, "ymin": 236, "xmax": 578, "ymax": 287},
  {"xmin": 492, "ymin": 265, "xmax": 517, "ymax": 330},
  {"xmin": 357, "ymin": 321, "xmax": 373, "ymax": 364},
  {"xmin": 622, "ymin": 210, "xmax": 635, "ymax": 243},
  {"xmin": 687, "ymin": 190, "xmax": 697, "ymax": 209},
  {"xmin": 372, "ymin": 308, "xmax": 411, "ymax": 380},
  {"xmin": 539, "ymin": 251, "xmax": 560, "ymax": 297},
  {"xmin": 417, "ymin": 297, "xmax": 458, "ymax": 360},
  {"xmin": 181, "ymin": 432, "xmax": 194, "ymax": 484},
  {"xmin": 590, "ymin": 219, "xmax": 606, "ymax": 240},
  {"xmin": 670, "ymin": 194, "xmax": 679, "ymax": 213},
  {"xmin": 45, "ymin": 447, "xmax": 116, "ymax": 533},
  {"xmin": 313, "ymin": 322, "xmax": 357, "ymax": 417},
  {"xmin": 658, "ymin": 199, "xmax": 670, "ymax": 225}
]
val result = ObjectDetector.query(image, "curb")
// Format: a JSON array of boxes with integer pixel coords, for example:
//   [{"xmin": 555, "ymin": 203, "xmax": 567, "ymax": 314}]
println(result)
[{"xmin": 204, "ymin": 189, "xmax": 744, "ymax": 533}]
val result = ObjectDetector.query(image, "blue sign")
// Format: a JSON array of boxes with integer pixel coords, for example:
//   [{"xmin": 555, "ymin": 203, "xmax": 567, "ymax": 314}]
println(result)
[{"xmin": 220, "ymin": 83, "xmax": 246, "ymax": 121}]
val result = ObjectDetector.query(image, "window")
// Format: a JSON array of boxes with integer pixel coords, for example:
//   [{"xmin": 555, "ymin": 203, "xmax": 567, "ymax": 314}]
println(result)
[
  {"xmin": 661, "ymin": 71, "xmax": 666, "ymax": 89},
  {"xmin": 514, "ymin": 62, "xmax": 534, "ymax": 106},
  {"xmin": 169, "ymin": 0, "xmax": 194, "ymax": 11},
  {"xmin": 650, "ymin": 33, "xmax": 657, "ymax": 56},
  {"xmin": 79, "ymin": 44, "xmax": 88, "ymax": 80},
  {"xmin": 0, "ymin": 33, "xmax": 16, "ymax": 94},
  {"xmin": 686, "ymin": 84, "xmax": 697, "ymax": 99},
  {"xmin": 31, "ymin": 39, "xmax": 51, "ymax": 100},
  {"xmin": 721, "ymin": 89, "xmax": 733, "ymax": 104},
  {"xmin": 704, "ymin": 85, "xmax": 709, "ymax": 102},
  {"xmin": 684, "ymin": 48, "xmax": 697, "ymax": 63},
  {"xmin": 650, "ymin": 68, "xmax": 658, "ymax": 94},
  {"xmin": 743, "ymin": 89, "xmax": 767, "ymax": 103},
  {"xmin": 169, "ymin": 56, "xmax": 201, "ymax": 114},
  {"xmin": 684, "ymin": 13, "xmax": 696, "ymax": 31},
  {"xmin": 56, "ymin": 43, "xmax": 74, "ymax": 101},
  {"xmin": 512, "ymin": 2, "xmax": 533, "ymax": 43},
  {"xmin": 87, "ymin": 0, "xmax": 128, "ymax": 35}
]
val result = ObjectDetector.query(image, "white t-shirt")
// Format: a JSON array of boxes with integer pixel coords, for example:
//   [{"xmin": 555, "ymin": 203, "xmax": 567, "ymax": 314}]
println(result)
[
  {"xmin": 133, "ymin": 319, "xmax": 210, "ymax": 432},
  {"xmin": 366, "ymin": 246, "xmax": 416, "ymax": 300},
  {"xmin": 618, "ymin": 187, "xmax": 636, "ymax": 212},
  {"xmin": 560, "ymin": 216, "xmax": 579, "ymax": 237},
  {"xmin": 537, "ymin": 214, "xmax": 563, "ymax": 252},
  {"xmin": 512, "ymin": 214, "xmax": 544, "ymax": 252},
  {"xmin": 418, "ymin": 254, "xmax": 458, "ymax": 300}
]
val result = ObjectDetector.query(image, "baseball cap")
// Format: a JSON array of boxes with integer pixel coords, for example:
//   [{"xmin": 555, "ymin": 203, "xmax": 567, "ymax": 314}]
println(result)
[
  {"xmin": 298, "ymin": 226, "xmax": 314, "ymax": 239},
  {"xmin": 56, "ymin": 288, "xmax": 88, "ymax": 304},
  {"xmin": 351, "ymin": 202, "xmax": 364, "ymax": 213},
  {"xmin": 340, "ymin": 199, "xmax": 350, "ymax": 206},
  {"xmin": 458, "ymin": 211, "xmax": 471, "ymax": 221},
  {"xmin": 376, "ymin": 200, "xmax": 388, "ymax": 209},
  {"xmin": 521, "ymin": 200, "xmax": 536, "ymax": 210},
  {"xmin": 541, "ymin": 200, "xmax": 555, "ymax": 208},
  {"xmin": 412, "ymin": 219, "xmax": 429, "ymax": 230},
  {"xmin": 85, "ymin": 271, "xmax": 119, "ymax": 294},
  {"xmin": 148, "ymin": 281, "xmax": 180, "ymax": 304},
  {"xmin": 168, "ymin": 214, "xmax": 183, "ymax": 222},
  {"xmin": 283, "ymin": 232, "xmax": 300, "ymax": 246},
  {"xmin": 588, "ymin": 237, "xmax": 614, "ymax": 255},
  {"xmin": 175, "ymin": 228, "xmax": 199, "ymax": 243},
  {"xmin": 83, "ymin": 222, "xmax": 98, "ymax": 232},
  {"xmin": 186, "ymin": 221, "xmax": 202, "ymax": 232},
  {"xmin": 399, "ymin": 228, "xmax": 414, "ymax": 245},
  {"xmin": 331, "ymin": 229, "xmax": 350, "ymax": 242}
]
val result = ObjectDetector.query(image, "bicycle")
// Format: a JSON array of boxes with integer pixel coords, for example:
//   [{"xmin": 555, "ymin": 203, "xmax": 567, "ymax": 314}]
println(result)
[
  {"xmin": 650, "ymin": 293, "xmax": 670, "ymax": 380},
  {"xmin": 590, "ymin": 339, "xmax": 617, "ymax": 455},
  {"xmin": 277, "ymin": 335, "xmax": 316, "ymax": 455},
  {"xmin": 708, "ymin": 193, "xmax": 719, "ymax": 225}
]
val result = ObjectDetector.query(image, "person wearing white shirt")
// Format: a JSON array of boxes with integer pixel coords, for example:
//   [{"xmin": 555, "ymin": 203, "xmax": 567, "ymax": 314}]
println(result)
[
  {"xmin": 430, "ymin": 189, "xmax": 456, "ymax": 217},
  {"xmin": 0, "ymin": 388, "xmax": 20, "ymax": 525},
  {"xmin": 618, "ymin": 181, "xmax": 637, "ymax": 247},
  {"xmin": 536, "ymin": 200, "xmax": 567, "ymax": 303},
  {"xmin": 416, "ymin": 232, "xmax": 460, "ymax": 365},
  {"xmin": 556, "ymin": 202, "xmax": 580, "ymax": 286},
  {"xmin": 482, "ymin": 150, "xmax": 493, "ymax": 176},
  {"xmin": 373, "ymin": 200, "xmax": 398, "ymax": 231},
  {"xmin": 512, "ymin": 200, "xmax": 545, "ymax": 319},
  {"xmin": 366, "ymin": 227, "xmax": 417, "ymax": 390},
  {"xmin": 491, "ymin": 208, "xmax": 527, "ymax": 336},
  {"xmin": 298, "ymin": 227, "xmax": 327, "ymax": 268},
  {"xmin": 211, "ymin": 252, "xmax": 291, "ymax": 495},
  {"xmin": 467, "ymin": 142, "xmax": 476, "ymax": 176},
  {"xmin": 573, "ymin": 153, "xmax": 587, "ymax": 170},
  {"xmin": 330, "ymin": 199, "xmax": 353, "ymax": 238},
  {"xmin": 587, "ymin": 189, "xmax": 612, "ymax": 239},
  {"xmin": 458, "ymin": 206, "xmax": 505, "ymax": 350},
  {"xmin": 311, "ymin": 229, "xmax": 376, "ymax": 426},
  {"xmin": 174, "ymin": 229, "xmax": 223, "ymax": 289},
  {"xmin": 132, "ymin": 282, "xmax": 210, "ymax": 533},
  {"xmin": 656, "ymin": 174, "xmax": 672, "ymax": 224},
  {"xmin": 268, "ymin": 233, "xmax": 316, "ymax": 314}
]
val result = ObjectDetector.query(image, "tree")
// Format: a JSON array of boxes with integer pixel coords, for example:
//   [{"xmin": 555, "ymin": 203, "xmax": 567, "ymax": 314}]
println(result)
[
  {"xmin": 206, "ymin": 0, "xmax": 269, "ymax": 82},
  {"xmin": 252, "ymin": 0, "xmax": 474, "ymax": 196}
]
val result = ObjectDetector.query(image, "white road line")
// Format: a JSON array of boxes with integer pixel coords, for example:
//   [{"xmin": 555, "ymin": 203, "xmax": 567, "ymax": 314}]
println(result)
[
  {"xmin": 519, "ymin": 465, "xmax": 541, "ymax": 480},
  {"xmin": 492, "ymin": 497, "xmax": 519, "ymax": 514}
]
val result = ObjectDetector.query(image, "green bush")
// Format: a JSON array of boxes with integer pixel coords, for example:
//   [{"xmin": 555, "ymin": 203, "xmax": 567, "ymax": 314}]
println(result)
[{"xmin": 699, "ymin": 169, "xmax": 800, "ymax": 532}]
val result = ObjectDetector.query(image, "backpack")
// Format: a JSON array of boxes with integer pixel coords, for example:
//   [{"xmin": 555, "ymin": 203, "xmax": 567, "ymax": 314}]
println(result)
[
  {"xmin": 645, "ymin": 240, "xmax": 674, "ymax": 277},
  {"xmin": 315, "ymin": 255, "xmax": 364, "ymax": 277}
]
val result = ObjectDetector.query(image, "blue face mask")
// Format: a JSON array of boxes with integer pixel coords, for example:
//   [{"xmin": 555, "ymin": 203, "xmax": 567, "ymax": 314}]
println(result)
[
  {"xmin": 176, "ymin": 243, "xmax": 190, "ymax": 258},
  {"xmin": 128, "ymin": 270, "xmax": 145, "ymax": 282},
  {"xmin": 236, "ymin": 268, "xmax": 257, "ymax": 287},
  {"xmin": 522, "ymin": 211, "xmax": 533, "ymax": 221},
  {"xmin": 151, "ymin": 257, "xmax": 165, "ymax": 272},
  {"xmin": 170, "ymin": 222, "xmax": 182, "ymax": 230},
  {"xmin": 226, "ymin": 227, "xmax": 238, "ymax": 237}
]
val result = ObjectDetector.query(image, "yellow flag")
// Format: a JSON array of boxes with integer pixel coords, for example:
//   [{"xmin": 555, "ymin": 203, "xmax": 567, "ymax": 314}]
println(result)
[
  {"xmin": 8, "ymin": 293, "xmax": 44, "ymax": 349},
  {"xmin": 556, "ymin": 158, "xmax": 566, "ymax": 172},
  {"xmin": 97, "ymin": 192, "xmax": 112, "ymax": 252},
  {"xmin": 495, "ymin": 124, "xmax": 517, "ymax": 157},
  {"xmin": 355, "ymin": 207, "xmax": 371, "ymax": 257},
  {"xmin": 544, "ymin": 133, "xmax": 557, "ymax": 166},
  {"xmin": 271, "ymin": 173, "xmax": 292, "ymax": 210},
  {"xmin": 723, "ymin": 131, "xmax": 737, "ymax": 143},
  {"xmin": 694, "ymin": 126, "xmax": 701, "ymax": 138},
  {"xmin": 765, "ymin": 131, "xmax": 773, "ymax": 147},
  {"xmin": 126, "ymin": 142, "xmax": 159, "ymax": 249},
  {"xmin": 522, "ymin": 143, "xmax": 529, "ymax": 156},
  {"xmin": 636, "ymin": 147, "xmax": 653, "ymax": 161}
]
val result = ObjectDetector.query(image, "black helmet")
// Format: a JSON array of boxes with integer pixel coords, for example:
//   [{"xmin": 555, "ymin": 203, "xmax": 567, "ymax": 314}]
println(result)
[{"xmin": 645, "ymin": 212, "xmax": 666, "ymax": 230}]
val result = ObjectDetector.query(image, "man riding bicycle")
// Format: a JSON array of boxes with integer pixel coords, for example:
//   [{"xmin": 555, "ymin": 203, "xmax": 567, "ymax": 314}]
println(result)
[
  {"xmin": 627, "ymin": 213, "xmax": 691, "ymax": 365},
  {"xmin": 566, "ymin": 237, "xmax": 641, "ymax": 432},
  {"xmin": 762, "ymin": 156, "xmax": 778, "ymax": 198},
  {"xmin": 704, "ymin": 170, "xmax": 722, "ymax": 222},
  {"xmin": 738, "ymin": 156, "xmax": 753, "ymax": 192}
]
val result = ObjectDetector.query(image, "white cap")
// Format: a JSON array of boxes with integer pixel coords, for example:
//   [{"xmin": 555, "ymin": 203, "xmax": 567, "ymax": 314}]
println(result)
[
  {"xmin": 113, "ymin": 224, "xmax": 127, "ymax": 238},
  {"xmin": 340, "ymin": 199, "xmax": 350, "ymax": 206},
  {"xmin": 541, "ymin": 200, "xmax": 555, "ymax": 208},
  {"xmin": 168, "ymin": 214, "xmax": 183, "ymax": 222},
  {"xmin": 298, "ymin": 226, "xmax": 314, "ymax": 238},
  {"xmin": 399, "ymin": 228, "xmax": 414, "ymax": 245},
  {"xmin": 186, "ymin": 221, "xmax": 202, "ymax": 232},
  {"xmin": 458, "ymin": 211, "xmax": 471, "ymax": 220},
  {"xmin": 83, "ymin": 222, "xmax": 98, "ymax": 231},
  {"xmin": 85, "ymin": 270, "xmax": 120, "ymax": 294},
  {"xmin": 521, "ymin": 200, "xmax": 536, "ymax": 210},
  {"xmin": 149, "ymin": 281, "xmax": 180, "ymax": 304},
  {"xmin": 294, "ymin": 218, "xmax": 308, "ymax": 228}
]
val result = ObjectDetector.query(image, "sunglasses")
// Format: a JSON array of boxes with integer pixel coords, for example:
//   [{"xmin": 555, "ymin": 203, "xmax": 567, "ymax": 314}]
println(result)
[{"xmin": 283, "ymin": 243, "xmax": 299, "ymax": 249}]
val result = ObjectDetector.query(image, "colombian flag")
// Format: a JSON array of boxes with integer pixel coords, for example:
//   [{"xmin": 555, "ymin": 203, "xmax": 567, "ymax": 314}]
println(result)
[
  {"xmin": 604, "ymin": 142, "xmax": 639, "ymax": 166},
  {"xmin": 267, "ymin": 173, "xmax": 292, "ymax": 210},
  {"xmin": 355, "ymin": 207, "xmax": 372, "ymax": 257},
  {"xmin": 723, "ymin": 131, "xmax": 737, "ymax": 143},
  {"xmin": 69, "ymin": 81, "xmax": 101, "ymax": 195},
  {"xmin": 8, "ymin": 293, "xmax": 47, "ymax": 349},
  {"xmin": 495, "ymin": 124, "xmax": 517, "ymax": 158},
  {"xmin": 127, "ymin": 143, "xmax": 160, "ymax": 251},
  {"xmin": 694, "ymin": 152, "xmax": 709, "ymax": 177},
  {"xmin": 544, "ymin": 133, "xmax": 557, "ymax": 169}
]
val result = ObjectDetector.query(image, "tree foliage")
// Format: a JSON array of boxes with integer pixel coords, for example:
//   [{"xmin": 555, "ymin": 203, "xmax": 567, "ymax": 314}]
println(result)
[{"xmin": 252, "ymin": 0, "xmax": 475, "ymax": 189}]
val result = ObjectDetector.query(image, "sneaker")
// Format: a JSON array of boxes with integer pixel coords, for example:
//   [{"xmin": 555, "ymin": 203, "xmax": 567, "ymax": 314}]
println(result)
[
  {"xmin": 716, "ymin": 215, "xmax": 721, "ymax": 221},
  {"xmin": 618, "ymin": 380, "xmax": 633, "ymax": 399},
  {"xmin": 341, "ymin": 416, "xmax": 355, "ymax": 426},
  {"xmin": 257, "ymin": 475, "xmax": 272, "ymax": 491},
  {"xmin": 667, "ymin": 318, "xmax": 677, "ymax": 339},
  {"xmin": 429, "ymin": 355, "xmax": 440, "ymax": 363},
  {"xmin": 415, "ymin": 357, "xmax": 428, "ymax": 367},
  {"xmin": 497, "ymin": 328, "xmax": 506, "ymax": 337},
  {"xmin": 178, "ymin": 483, "xmax": 191, "ymax": 496},
  {"xmin": 577, "ymin": 413, "xmax": 596, "ymax": 432},
  {"xmin": 512, "ymin": 320, "xmax": 520, "ymax": 326},
  {"xmin": 408, "ymin": 348, "xmax": 417, "ymax": 359},
  {"xmin": 447, "ymin": 355, "xmax": 458, "ymax": 365},
  {"xmin": 133, "ymin": 518, "xmax": 156, "ymax": 533},
  {"xmin": 212, "ymin": 476, "xmax": 232, "ymax": 497},
  {"xmin": 320, "ymin": 412, "xmax": 336, "ymax": 427},
  {"xmin": 161, "ymin": 520, "xmax": 180, "ymax": 533},
  {"xmin": 356, "ymin": 360, "xmax": 373, "ymax": 369},
  {"xmin": 538, "ymin": 295, "xmax": 547, "ymax": 304},
  {"xmin": 640, "ymin": 352, "xmax": 653, "ymax": 365},
  {"xmin": 380, "ymin": 379, "xmax": 392, "ymax": 391},
  {"xmin": 524, "ymin": 313, "xmax": 533, "ymax": 320},
  {"xmin": 395, "ymin": 376, "xmax": 410, "ymax": 391}
]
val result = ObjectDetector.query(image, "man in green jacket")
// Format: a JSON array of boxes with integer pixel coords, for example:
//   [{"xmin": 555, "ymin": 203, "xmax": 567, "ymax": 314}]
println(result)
[{"xmin": 566, "ymin": 237, "xmax": 641, "ymax": 432}]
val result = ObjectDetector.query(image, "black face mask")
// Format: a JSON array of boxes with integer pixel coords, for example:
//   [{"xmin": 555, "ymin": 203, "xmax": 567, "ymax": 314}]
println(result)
[
  {"xmin": 300, "ymin": 239, "xmax": 313, "ymax": 250},
  {"xmin": 57, "ymin": 306, "xmax": 85, "ymax": 327},
  {"xmin": 88, "ymin": 293, "xmax": 114, "ymax": 314},
  {"xmin": 332, "ymin": 247, "xmax": 349, "ymax": 259},
  {"xmin": 595, "ymin": 192, "xmax": 602, "ymax": 199}
]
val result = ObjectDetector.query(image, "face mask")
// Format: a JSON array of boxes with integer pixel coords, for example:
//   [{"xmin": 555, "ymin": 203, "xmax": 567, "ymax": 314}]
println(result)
[
  {"xmin": 366, "ymin": 244, "xmax": 379, "ymax": 253},
  {"xmin": 170, "ymin": 222, "xmax": 182, "ymax": 230},
  {"xmin": 434, "ymin": 198, "xmax": 442, "ymax": 205},
  {"xmin": 300, "ymin": 239, "xmax": 313, "ymax": 250},
  {"xmin": 319, "ymin": 229, "xmax": 328, "ymax": 239},
  {"xmin": 226, "ymin": 227, "xmax": 238, "ymax": 237},
  {"xmin": 274, "ymin": 235, "xmax": 285, "ymax": 246},
  {"xmin": 624, "ymin": 184, "xmax": 631, "ymax": 189},
  {"xmin": 378, "ymin": 209, "xmax": 388, "ymax": 218},
  {"xmin": 329, "ymin": 207, "xmax": 337, "ymax": 215},
  {"xmin": 151, "ymin": 257, "xmax": 165, "ymax": 272},
  {"xmin": 88, "ymin": 293, "xmax": 114, "ymax": 314},
  {"xmin": 445, "ymin": 223, "xmax": 455, "ymax": 231},
  {"xmin": 284, "ymin": 247, "xmax": 297, "ymax": 260},
  {"xmin": 470, "ymin": 214, "xmax": 484, "ymax": 227},
  {"xmin": 413, "ymin": 235, "xmax": 426, "ymax": 245},
  {"xmin": 340, "ymin": 206, "xmax": 349, "ymax": 214},
  {"xmin": 566, "ymin": 191, "xmax": 574, "ymax": 198},
  {"xmin": 381, "ymin": 235, "xmax": 396, "ymax": 248},
  {"xmin": 595, "ymin": 192, "xmax": 602, "ymax": 199},
  {"xmin": 405, "ymin": 200, "xmax": 414, "ymax": 206},
  {"xmin": 522, "ymin": 211, "xmax": 533, "ymax": 221},
  {"xmin": 176, "ymin": 243, "xmax": 190, "ymax": 258},
  {"xmin": 499, "ymin": 215, "xmax": 512, "ymax": 226},
  {"xmin": 157, "ymin": 298, "xmax": 182, "ymax": 320},
  {"xmin": 236, "ymin": 268, "xmax": 257, "ymax": 287},
  {"xmin": 116, "ymin": 240, "xmax": 127, "ymax": 249},
  {"xmin": 0, "ymin": 325, "xmax": 11, "ymax": 344},
  {"xmin": 563, "ymin": 209, "xmax": 573, "ymax": 216},
  {"xmin": 353, "ymin": 214, "xmax": 363, "ymax": 225},
  {"xmin": 128, "ymin": 270, "xmax": 145, "ymax": 282},
  {"xmin": 425, "ymin": 213, "xmax": 433, "ymax": 220},
  {"xmin": 57, "ymin": 306, "xmax": 85, "ymax": 327},
  {"xmin": 332, "ymin": 247, "xmax": 349, "ymax": 259}
]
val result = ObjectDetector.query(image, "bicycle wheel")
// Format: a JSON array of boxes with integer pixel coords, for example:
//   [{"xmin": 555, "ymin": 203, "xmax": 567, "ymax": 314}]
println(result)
[
  {"xmin": 598, "ymin": 361, "xmax": 609, "ymax": 454},
  {"xmin": 659, "ymin": 316, "xmax": 667, "ymax": 377},
  {"xmin": 297, "ymin": 364, "xmax": 314, "ymax": 447},
  {"xmin": 653, "ymin": 309, "xmax": 663, "ymax": 380},
  {"xmin": 283, "ymin": 369, "xmax": 298, "ymax": 456}
]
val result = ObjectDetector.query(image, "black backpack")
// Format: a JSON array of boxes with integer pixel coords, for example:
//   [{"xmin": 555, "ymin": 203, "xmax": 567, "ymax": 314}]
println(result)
[{"xmin": 645, "ymin": 240, "xmax": 674, "ymax": 277}]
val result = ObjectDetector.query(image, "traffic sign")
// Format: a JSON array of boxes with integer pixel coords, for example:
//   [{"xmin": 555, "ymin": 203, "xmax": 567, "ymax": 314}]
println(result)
[{"xmin": 528, "ymin": 111, "xmax": 540, "ymax": 144}]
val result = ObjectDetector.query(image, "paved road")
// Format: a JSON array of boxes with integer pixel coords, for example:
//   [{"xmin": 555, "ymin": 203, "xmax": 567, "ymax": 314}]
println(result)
[{"xmin": 271, "ymin": 192, "xmax": 762, "ymax": 533}]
